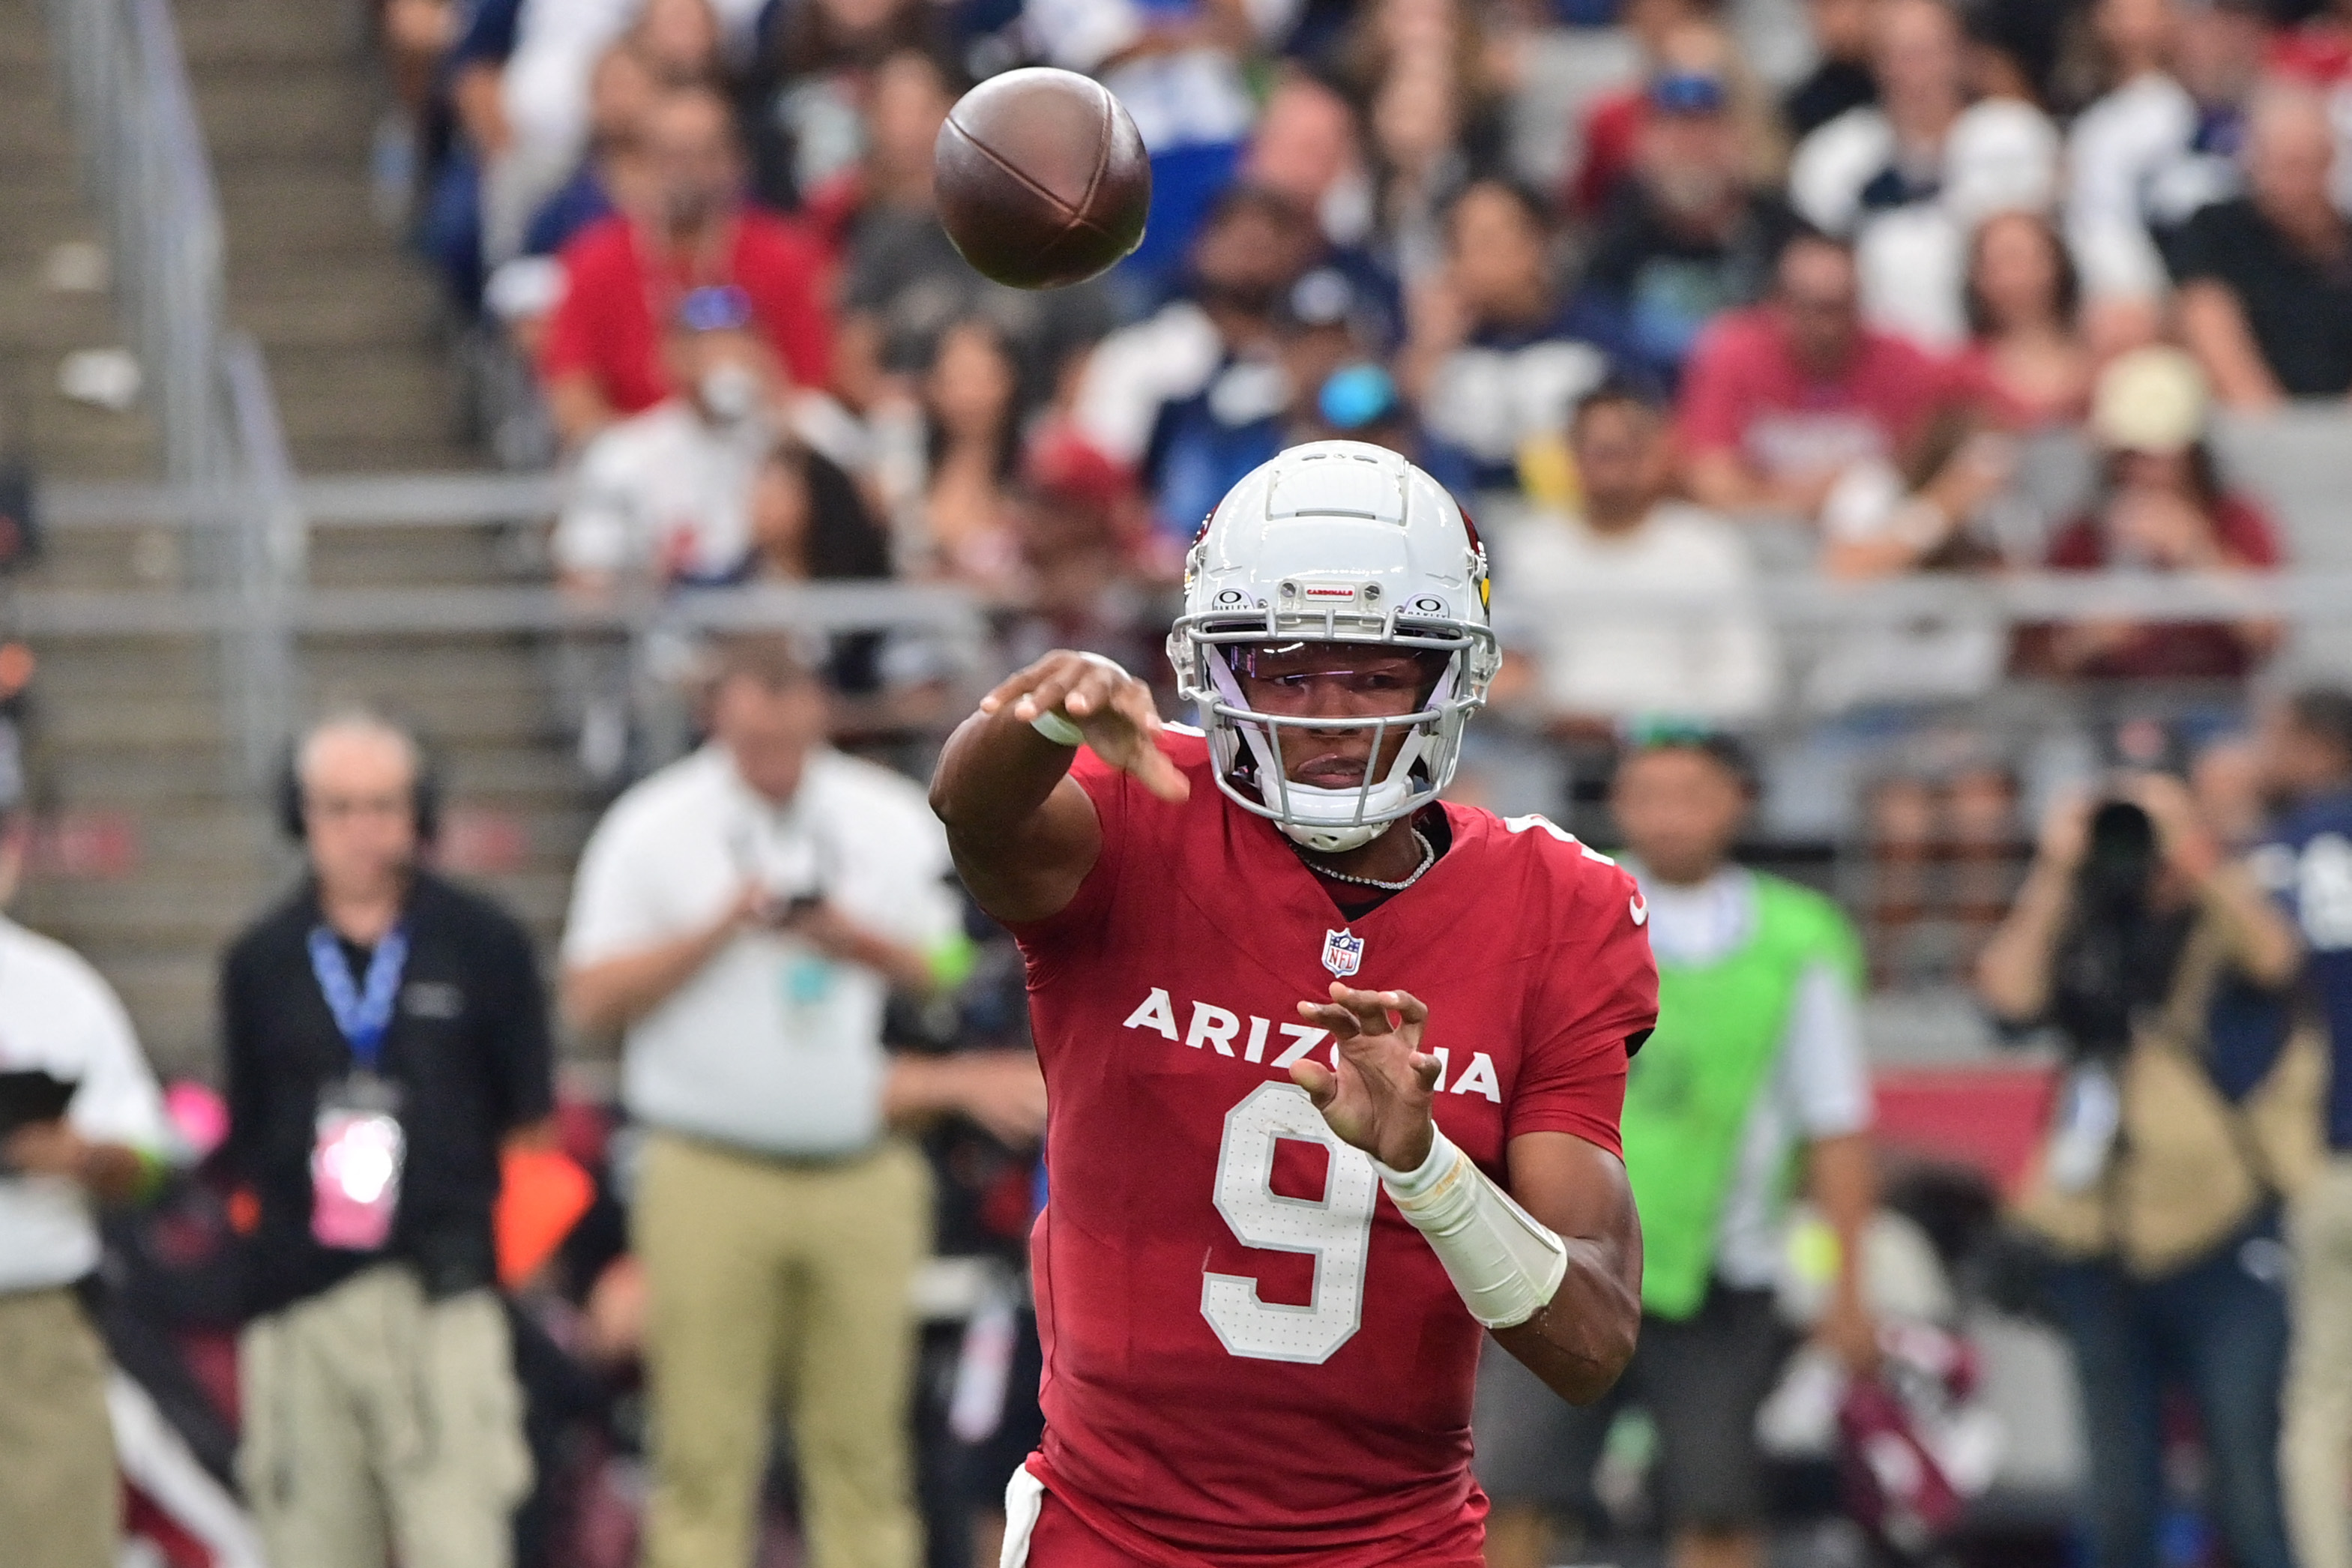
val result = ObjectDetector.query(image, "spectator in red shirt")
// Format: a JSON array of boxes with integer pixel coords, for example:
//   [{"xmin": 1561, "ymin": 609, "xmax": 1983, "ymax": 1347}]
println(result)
[
  {"xmin": 2025, "ymin": 346, "xmax": 2283, "ymax": 682},
  {"xmin": 1677, "ymin": 229, "xmax": 1956, "ymax": 522},
  {"xmin": 541, "ymin": 85, "xmax": 833, "ymax": 448}
]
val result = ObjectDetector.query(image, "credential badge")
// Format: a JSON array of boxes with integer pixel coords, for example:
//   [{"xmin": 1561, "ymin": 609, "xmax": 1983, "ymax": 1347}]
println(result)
[{"xmin": 1321, "ymin": 928, "xmax": 1364, "ymax": 978}]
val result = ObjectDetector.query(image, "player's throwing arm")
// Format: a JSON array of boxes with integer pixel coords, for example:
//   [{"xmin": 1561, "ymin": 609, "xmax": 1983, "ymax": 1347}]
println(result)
[{"xmin": 929, "ymin": 649, "xmax": 1187, "ymax": 923}]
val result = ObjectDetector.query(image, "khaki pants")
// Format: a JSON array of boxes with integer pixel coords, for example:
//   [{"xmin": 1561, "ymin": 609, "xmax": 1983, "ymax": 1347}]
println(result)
[
  {"xmin": 237, "ymin": 1264, "xmax": 531, "ymax": 1568},
  {"xmin": 0, "ymin": 1287, "xmax": 118, "ymax": 1568},
  {"xmin": 635, "ymin": 1131, "xmax": 930, "ymax": 1568},
  {"xmin": 2288, "ymin": 1158, "xmax": 2352, "ymax": 1568}
]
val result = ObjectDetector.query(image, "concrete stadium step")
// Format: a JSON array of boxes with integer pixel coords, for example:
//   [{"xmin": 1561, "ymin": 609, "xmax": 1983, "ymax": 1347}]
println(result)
[
  {"xmin": 266, "ymin": 352, "xmax": 468, "ymax": 456},
  {"xmin": 0, "ymin": 83, "xmax": 79, "ymax": 155},
  {"xmin": 32, "ymin": 873, "xmax": 286, "ymax": 934},
  {"xmin": 22, "ymin": 518, "xmax": 193, "ymax": 591},
  {"xmin": 0, "ymin": 280, "xmax": 137, "ymax": 342},
  {"xmin": 284, "ymin": 677, "xmax": 556, "ymax": 746},
  {"xmin": 228, "ymin": 254, "xmax": 441, "ymax": 312},
  {"xmin": 17, "ymin": 633, "xmax": 220, "ymax": 690},
  {"xmin": 278, "ymin": 433, "xmax": 489, "ymax": 472},
  {"xmin": 218, "ymin": 178, "xmax": 414, "ymax": 265},
  {"xmin": 10, "ymin": 399, "xmax": 163, "ymax": 477},
  {"xmin": 193, "ymin": 70, "xmax": 373, "ymax": 164},
  {"xmin": 306, "ymin": 525, "xmax": 515, "ymax": 587},
  {"xmin": 175, "ymin": 0, "xmax": 355, "ymax": 69},
  {"xmin": 39, "ymin": 691, "xmax": 232, "ymax": 749},
  {"xmin": 0, "ymin": 193, "xmax": 104, "ymax": 259}
]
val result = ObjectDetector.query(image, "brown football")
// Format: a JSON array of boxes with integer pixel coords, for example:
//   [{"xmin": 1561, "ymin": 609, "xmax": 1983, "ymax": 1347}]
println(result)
[{"xmin": 934, "ymin": 67, "xmax": 1151, "ymax": 291}]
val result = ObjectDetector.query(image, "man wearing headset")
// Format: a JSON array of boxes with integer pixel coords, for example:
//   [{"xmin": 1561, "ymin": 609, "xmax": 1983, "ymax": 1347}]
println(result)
[
  {"xmin": 930, "ymin": 441, "xmax": 1659, "ymax": 1565},
  {"xmin": 219, "ymin": 710, "xmax": 552, "ymax": 1568}
]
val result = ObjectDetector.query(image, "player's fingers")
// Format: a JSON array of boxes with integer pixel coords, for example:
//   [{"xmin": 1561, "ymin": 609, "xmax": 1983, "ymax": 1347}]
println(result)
[
  {"xmin": 977, "ymin": 663, "xmax": 1042, "ymax": 716},
  {"xmin": 1102, "ymin": 681, "xmax": 1188, "ymax": 797},
  {"xmin": 1384, "ymin": 989, "xmax": 1430, "ymax": 1026},
  {"xmin": 1297, "ymin": 999, "xmax": 1363, "ymax": 1039},
  {"xmin": 1061, "ymin": 664, "xmax": 1119, "ymax": 717},
  {"xmin": 1108, "ymin": 675, "xmax": 1163, "ymax": 733},
  {"xmin": 1327, "ymin": 983, "xmax": 1398, "ymax": 1036},
  {"xmin": 1411, "ymin": 1053, "xmax": 1442, "ymax": 1093},
  {"xmin": 1290, "ymin": 1059, "xmax": 1338, "ymax": 1108},
  {"xmin": 1010, "ymin": 669, "xmax": 1079, "ymax": 723}
]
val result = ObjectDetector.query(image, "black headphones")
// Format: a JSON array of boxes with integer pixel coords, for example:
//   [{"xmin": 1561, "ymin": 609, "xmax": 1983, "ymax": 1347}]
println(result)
[{"xmin": 277, "ymin": 711, "xmax": 444, "ymax": 845}]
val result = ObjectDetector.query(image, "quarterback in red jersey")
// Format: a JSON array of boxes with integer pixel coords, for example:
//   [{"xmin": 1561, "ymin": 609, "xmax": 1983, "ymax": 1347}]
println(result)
[{"xmin": 930, "ymin": 441, "xmax": 1659, "ymax": 1567}]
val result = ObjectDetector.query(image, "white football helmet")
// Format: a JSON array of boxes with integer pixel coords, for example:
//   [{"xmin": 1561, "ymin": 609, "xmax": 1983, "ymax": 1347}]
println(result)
[{"xmin": 1167, "ymin": 441, "xmax": 1500, "ymax": 853}]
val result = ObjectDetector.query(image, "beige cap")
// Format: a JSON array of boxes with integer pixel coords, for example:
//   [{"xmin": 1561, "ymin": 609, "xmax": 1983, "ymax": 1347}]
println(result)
[{"xmin": 2091, "ymin": 346, "xmax": 2209, "ymax": 455}]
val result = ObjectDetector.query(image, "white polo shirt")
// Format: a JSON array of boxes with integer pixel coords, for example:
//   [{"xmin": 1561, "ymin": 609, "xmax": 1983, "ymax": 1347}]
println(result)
[
  {"xmin": 1492, "ymin": 502, "xmax": 1779, "ymax": 723},
  {"xmin": 0, "ymin": 917, "xmax": 168, "ymax": 1294},
  {"xmin": 563, "ymin": 745, "xmax": 960, "ymax": 1158},
  {"xmin": 553, "ymin": 401, "xmax": 773, "ymax": 584}
]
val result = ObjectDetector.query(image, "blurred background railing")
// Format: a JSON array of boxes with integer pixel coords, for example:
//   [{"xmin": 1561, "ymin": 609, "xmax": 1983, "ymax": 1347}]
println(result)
[{"xmin": 40, "ymin": 0, "xmax": 297, "ymax": 785}]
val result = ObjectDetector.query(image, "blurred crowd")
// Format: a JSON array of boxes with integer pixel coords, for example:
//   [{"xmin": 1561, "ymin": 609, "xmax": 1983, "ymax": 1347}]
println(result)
[{"xmin": 371, "ymin": 0, "xmax": 2352, "ymax": 916}]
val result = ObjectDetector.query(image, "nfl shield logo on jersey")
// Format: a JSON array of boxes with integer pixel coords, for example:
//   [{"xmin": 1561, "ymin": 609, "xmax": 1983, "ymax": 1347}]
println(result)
[{"xmin": 1321, "ymin": 929, "xmax": 1364, "ymax": 978}]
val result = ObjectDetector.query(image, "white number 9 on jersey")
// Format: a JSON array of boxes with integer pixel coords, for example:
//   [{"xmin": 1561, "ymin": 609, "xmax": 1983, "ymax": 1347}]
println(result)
[{"xmin": 1201, "ymin": 1082, "xmax": 1379, "ymax": 1363}]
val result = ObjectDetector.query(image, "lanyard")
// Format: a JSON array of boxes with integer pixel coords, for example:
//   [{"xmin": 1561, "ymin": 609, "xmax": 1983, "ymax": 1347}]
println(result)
[{"xmin": 307, "ymin": 925, "xmax": 409, "ymax": 1074}]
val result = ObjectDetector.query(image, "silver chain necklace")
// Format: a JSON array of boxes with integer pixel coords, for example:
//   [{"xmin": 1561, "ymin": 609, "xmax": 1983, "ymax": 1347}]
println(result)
[{"xmin": 1299, "ymin": 830, "xmax": 1436, "ymax": 893}]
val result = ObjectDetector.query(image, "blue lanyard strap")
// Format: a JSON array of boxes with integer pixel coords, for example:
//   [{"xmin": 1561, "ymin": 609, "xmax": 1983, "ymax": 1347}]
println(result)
[{"xmin": 307, "ymin": 925, "xmax": 410, "ymax": 1073}]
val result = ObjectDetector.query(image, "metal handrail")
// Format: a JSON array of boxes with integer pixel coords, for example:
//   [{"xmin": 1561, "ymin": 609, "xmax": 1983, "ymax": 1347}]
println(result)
[
  {"xmin": 2, "ymin": 581, "xmax": 992, "ymax": 639},
  {"xmin": 220, "ymin": 335, "xmax": 301, "ymax": 783},
  {"xmin": 6, "ymin": 570, "xmax": 2340, "ymax": 632},
  {"xmin": 46, "ymin": 0, "xmax": 229, "ymax": 489},
  {"xmin": 42, "ymin": 0, "xmax": 303, "ymax": 784}
]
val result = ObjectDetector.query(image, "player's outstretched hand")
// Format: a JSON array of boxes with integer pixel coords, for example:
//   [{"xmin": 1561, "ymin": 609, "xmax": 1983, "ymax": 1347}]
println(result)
[
  {"xmin": 1291, "ymin": 984, "xmax": 1440, "ymax": 1172},
  {"xmin": 980, "ymin": 651, "xmax": 1189, "ymax": 803}
]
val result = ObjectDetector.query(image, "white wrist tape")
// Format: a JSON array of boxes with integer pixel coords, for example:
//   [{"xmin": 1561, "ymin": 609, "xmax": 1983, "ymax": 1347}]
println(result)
[
  {"xmin": 1375, "ymin": 1130, "xmax": 1568, "ymax": 1330},
  {"xmin": 1030, "ymin": 709, "xmax": 1085, "ymax": 747}
]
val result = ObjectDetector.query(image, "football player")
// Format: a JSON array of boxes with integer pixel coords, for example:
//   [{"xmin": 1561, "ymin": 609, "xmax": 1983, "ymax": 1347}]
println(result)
[{"xmin": 931, "ymin": 441, "xmax": 1659, "ymax": 1565}]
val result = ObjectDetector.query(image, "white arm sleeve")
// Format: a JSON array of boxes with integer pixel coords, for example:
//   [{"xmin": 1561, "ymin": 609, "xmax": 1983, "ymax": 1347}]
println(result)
[{"xmin": 1373, "ymin": 1131, "xmax": 1568, "ymax": 1329}]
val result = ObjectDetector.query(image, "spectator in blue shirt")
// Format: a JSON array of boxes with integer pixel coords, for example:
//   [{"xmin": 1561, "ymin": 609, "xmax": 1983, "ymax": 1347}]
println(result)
[
  {"xmin": 1397, "ymin": 179, "xmax": 1615, "ymax": 500},
  {"xmin": 2258, "ymin": 688, "xmax": 2352, "ymax": 1568},
  {"xmin": 1067, "ymin": 186, "xmax": 1324, "ymax": 543}
]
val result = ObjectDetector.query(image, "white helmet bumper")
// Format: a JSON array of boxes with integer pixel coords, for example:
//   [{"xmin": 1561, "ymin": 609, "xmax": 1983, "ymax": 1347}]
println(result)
[{"xmin": 1167, "ymin": 441, "xmax": 1499, "ymax": 853}]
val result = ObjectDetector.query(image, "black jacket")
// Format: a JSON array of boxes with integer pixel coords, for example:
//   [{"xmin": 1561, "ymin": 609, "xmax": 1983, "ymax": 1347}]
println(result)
[{"xmin": 220, "ymin": 869, "xmax": 555, "ymax": 1315}]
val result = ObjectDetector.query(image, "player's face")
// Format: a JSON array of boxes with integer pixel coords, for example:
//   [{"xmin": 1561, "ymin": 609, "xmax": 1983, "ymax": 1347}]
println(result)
[
  {"xmin": 1231, "ymin": 642, "xmax": 1445, "ymax": 790},
  {"xmin": 1610, "ymin": 747, "xmax": 1748, "ymax": 884}
]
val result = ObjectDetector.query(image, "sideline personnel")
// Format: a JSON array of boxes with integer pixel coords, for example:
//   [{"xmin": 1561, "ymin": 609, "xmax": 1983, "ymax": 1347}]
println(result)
[
  {"xmin": 222, "ymin": 711, "xmax": 552, "ymax": 1568},
  {"xmin": 1478, "ymin": 732, "xmax": 1876, "ymax": 1568},
  {"xmin": 561, "ymin": 634, "xmax": 1043, "ymax": 1568},
  {"xmin": 0, "ymin": 799, "xmax": 171, "ymax": 1568}
]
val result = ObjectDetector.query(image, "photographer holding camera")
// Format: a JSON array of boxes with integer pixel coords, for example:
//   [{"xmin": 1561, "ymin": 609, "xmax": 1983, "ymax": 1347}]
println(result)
[
  {"xmin": 561, "ymin": 634, "xmax": 1046, "ymax": 1568},
  {"xmin": 1977, "ymin": 771, "xmax": 2308, "ymax": 1568}
]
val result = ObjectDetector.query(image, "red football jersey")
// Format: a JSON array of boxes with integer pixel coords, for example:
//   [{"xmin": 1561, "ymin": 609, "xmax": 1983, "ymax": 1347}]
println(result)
[{"xmin": 1008, "ymin": 730, "xmax": 1659, "ymax": 1565}]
